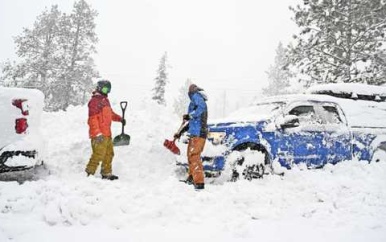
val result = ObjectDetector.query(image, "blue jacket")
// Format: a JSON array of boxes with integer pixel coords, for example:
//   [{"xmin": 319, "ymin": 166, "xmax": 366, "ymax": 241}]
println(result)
[{"xmin": 188, "ymin": 91, "xmax": 208, "ymax": 138}]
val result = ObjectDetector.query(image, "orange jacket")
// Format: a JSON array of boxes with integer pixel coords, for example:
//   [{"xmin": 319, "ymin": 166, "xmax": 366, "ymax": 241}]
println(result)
[{"xmin": 88, "ymin": 92, "xmax": 122, "ymax": 138}]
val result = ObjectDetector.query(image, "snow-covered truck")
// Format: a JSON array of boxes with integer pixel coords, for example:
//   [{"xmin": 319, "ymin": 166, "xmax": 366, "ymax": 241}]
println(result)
[
  {"xmin": 0, "ymin": 87, "xmax": 45, "ymax": 173},
  {"xmin": 195, "ymin": 84, "xmax": 386, "ymax": 180}
]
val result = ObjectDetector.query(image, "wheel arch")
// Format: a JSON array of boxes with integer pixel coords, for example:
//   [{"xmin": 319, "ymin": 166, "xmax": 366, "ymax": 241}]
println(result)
[
  {"xmin": 232, "ymin": 142, "xmax": 271, "ymax": 165},
  {"xmin": 369, "ymin": 135, "xmax": 386, "ymax": 161}
]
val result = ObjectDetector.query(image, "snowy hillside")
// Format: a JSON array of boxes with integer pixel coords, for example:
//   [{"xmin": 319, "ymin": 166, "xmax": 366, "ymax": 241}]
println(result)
[{"xmin": 1, "ymin": 100, "xmax": 386, "ymax": 242}]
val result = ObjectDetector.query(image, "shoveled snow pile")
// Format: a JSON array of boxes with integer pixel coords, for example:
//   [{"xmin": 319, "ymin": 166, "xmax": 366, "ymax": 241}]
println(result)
[{"xmin": 0, "ymin": 99, "xmax": 386, "ymax": 242}]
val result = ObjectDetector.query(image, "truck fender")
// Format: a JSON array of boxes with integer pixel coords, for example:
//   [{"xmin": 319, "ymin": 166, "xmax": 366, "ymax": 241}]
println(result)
[{"xmin": 369, "ymin": 135, "xmax": 386, "ymax": 160}]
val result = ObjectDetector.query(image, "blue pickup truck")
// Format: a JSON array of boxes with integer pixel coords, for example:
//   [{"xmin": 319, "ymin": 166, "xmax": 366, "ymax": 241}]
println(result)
[{"xmin": 191, "ymin": 93, "xmax": 386, "ymax": 181}]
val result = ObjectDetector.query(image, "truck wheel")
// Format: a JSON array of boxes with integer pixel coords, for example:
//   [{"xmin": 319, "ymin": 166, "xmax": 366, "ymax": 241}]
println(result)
[
  {"xmin": 242, "ymin": 162, "xmax": 265, "ymax": 180},
  {"xmin": 228, "ymin": 149, "xmax": 270, "ymax": 181}
]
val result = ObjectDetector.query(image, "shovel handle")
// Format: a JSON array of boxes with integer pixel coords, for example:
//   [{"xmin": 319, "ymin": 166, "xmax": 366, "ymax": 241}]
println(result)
[
  {"xmin": 120, "ymin": 101, "xmax": 128, "ymax": 134},
  {"xmin": 172, "ymin": 120, "xmax": 189, "ymax": 143},
  {"xmin": 120, "ymin": 101, "xmax": 128, "ymax": 114}
]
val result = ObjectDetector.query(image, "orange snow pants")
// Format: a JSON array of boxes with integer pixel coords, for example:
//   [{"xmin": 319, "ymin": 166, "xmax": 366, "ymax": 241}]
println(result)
[
  {"xmin": 187, "ymin": 137, "xmax": 206, "ymax": 184},
  {"xmin": 86, "ymin": 136, "xmax": 114, "ymax": 176}
]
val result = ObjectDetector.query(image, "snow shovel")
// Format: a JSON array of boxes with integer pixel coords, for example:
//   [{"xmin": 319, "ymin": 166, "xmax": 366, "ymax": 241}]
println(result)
[
  {"xmin": 164, "ymin": 120, "xmax": 189, "ymax": 155},
  {"xmin": 113, "ymin": 101, "xmax": 131, "ymax": 146}
]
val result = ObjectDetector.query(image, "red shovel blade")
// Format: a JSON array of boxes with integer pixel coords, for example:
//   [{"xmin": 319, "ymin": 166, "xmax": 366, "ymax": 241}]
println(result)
[{"xmin": 163, "ymin": 139, "xmax": 181, "ymax": 155}]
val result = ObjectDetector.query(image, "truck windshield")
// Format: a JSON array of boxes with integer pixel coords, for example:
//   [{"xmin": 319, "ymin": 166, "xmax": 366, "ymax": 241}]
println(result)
[
  {"xmin": 217, "ymin": 102, "xmax": 285, "ymax": 122},
  {"xmin": 228, "ymin": 102, "xmax": 284, "ymax": 120},
  {"xmin": 253, "ymin": 102, "xmax": 284, "ymax": 116}
]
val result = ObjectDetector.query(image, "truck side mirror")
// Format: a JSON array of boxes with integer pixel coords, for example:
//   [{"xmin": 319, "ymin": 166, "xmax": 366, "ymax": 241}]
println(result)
[{"xmin": 278, "ymin": 115, "xmax": 300, "ymax": 129}]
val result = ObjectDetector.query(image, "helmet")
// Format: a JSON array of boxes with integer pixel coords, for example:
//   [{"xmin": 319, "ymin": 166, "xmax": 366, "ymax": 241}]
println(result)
[{"xmin": 96, "ymin": 80, "xmax": 111, "ymax": 95}]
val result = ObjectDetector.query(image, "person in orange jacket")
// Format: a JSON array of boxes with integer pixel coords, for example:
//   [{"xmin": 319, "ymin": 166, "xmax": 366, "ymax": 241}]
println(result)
[{"xmin": 85, "ymin": 80, "xmax": 125, "ymax": 180}]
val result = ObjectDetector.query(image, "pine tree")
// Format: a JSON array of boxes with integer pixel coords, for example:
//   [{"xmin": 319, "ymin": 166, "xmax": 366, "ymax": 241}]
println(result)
[
  {"xmin": 152, "ymin": 52, "xmax": 168, "ymax": 105},
  {"xmin": 263, "ymin": 42, "xmax": 293, "ymax": 96},
  {"xmin": 1, "ymin": 0, "xmax": 99, "ymax": 111},
  {"xmin": 288, "ymin": 0, "xmax": 386, "ymax": 86},
  {"xmin": 173, "ymin": 78, "xmax": 192, "ymax": 115}
]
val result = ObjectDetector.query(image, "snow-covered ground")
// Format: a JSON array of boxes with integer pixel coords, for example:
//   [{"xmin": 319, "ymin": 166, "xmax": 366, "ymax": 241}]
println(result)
[{"xmin": 1, "ymin": 99, "xmax": 386, "ymax": 242}]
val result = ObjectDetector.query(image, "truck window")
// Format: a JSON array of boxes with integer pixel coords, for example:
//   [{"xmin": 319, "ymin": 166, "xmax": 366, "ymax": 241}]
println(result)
[
  {"xmin": 288, "ymin": 105, "xmax": 319, "ymax": 125},
  {"xmin": 289, "ymin": 105, "xmax": 314, "ymax": 116},
  {"xmin": 321, "ymin": 105, "xmax": 342, "ymax": 124}
]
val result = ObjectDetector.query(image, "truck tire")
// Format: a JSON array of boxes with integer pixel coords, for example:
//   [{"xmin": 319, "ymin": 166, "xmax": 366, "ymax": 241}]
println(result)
[{"xmin": 227, "ymin": 145, "xmax": 270, "ymax": 181}]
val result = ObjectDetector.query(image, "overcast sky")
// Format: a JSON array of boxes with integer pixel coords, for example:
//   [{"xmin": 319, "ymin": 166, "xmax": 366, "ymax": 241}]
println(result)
[{"xmin": 0, "ymin": 0, "xmax": 300, "ymax": 116}]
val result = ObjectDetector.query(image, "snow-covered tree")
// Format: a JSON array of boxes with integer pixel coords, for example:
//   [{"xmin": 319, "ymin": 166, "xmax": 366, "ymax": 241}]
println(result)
[
  {"xmin": 152, "ymin": 52, "xmax": 168, "ymax": 105},
  {"xmin": 1, "ymin": 5, "xmax": 62, "ymax": 92},
  {"xmin": 263, "ymin": 42, "xmax": 293, "ymax": 96},
  {"xmin": 288, "ymin": 0, "xmax": 386, "ymax": 86},
  {"xmin": 173, "ymin": 78, "xmax": 192, "ymax": 116},
  {"xmin": 55, "ymin": 0, "xmax": 99, "ymax": 111},
  {"xmin": 0, "ymin": 0, "xmax": 99, "ymax": 111}
]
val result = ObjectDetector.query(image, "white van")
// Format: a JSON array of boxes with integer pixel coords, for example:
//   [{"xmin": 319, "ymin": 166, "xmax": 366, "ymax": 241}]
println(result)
[{"xmin": 0, "ymin": 87, "xmax": 44, "ymax": 173}]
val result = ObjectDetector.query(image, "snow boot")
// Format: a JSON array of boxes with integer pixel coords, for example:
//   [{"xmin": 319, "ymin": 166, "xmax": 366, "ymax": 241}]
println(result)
[
  {"xmin": 180, "ymin": 175, "xmax": 193, "ymax": 185},
  {"xmin": 102, "ymin": 174, "xmax": 119, "ymax": 180},
  {"xmin": 194, "ymin": 183, "xmax": 205, "ymax": 190},
  {"xmin": 185, "ymin": 175, "xmax": 193, "ymax": 185},
  {"xmin": 85, "ymin": 168, "xmax": 94, "ymax": 177}
]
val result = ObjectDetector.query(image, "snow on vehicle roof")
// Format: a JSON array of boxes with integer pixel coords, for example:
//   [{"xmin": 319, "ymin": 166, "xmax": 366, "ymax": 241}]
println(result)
[
  {"xmin": 330, "ymin": 96, "xmax": 386, "ymax": 128},
  {"xmin": 306, "ymin": 83, "xmax": 386, "ymax": 96},
  {"xmin": 0, "ymin": 86, "xmax": 44, "ymax": 100},
  {"xmin": 212, "ymin": 93, "xmax": 386, "ymax": 128},
  {"xmin": 305, "ymin": 83, "xmax": 386, "ymax": 127},
  {"xmin": 210, "ymin": 94, "xmax": 341, "ymax": 124},
  {"xmin": 256, "ymin": 93, "xmax": 386, "ymax": 128},
  {"xmin": 306, "ymin": 83, "xmax": 386, "ymax": 101},
  {"xmin": 253, "ymin": 93, "xmax": 340, "ymax": 105}
]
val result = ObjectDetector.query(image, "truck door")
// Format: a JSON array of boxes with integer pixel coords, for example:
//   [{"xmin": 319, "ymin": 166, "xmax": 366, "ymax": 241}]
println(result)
[
  {"xmin": 277, "ymin": 103, "xmax": 328, "ymax": 167},
  {"xmin": 317, "ymin": 103, "xmax": 352, "ymax": 164}
]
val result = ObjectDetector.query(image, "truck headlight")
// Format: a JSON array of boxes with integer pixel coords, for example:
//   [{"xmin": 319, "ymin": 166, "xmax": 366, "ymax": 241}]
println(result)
[{"xmin": 207, "ymin": 131, "xmax": 226, "ymax": 145}]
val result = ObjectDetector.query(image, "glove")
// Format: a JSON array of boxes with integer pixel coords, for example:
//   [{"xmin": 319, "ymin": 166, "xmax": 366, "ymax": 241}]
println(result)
[
  {"xmin": 174, "ymin": 133, "xmax": 181, "ymax": 140},
  {"xmin": 93, "ymin": 135, "xmax": 104, "ymax": 144},
  {"xmin": 183, "ymin": 114, "xmax": 190, "ymax": 121},
  {"xmin": 121, "ymin": 118, "xmax": 126, "ymax": 126}
]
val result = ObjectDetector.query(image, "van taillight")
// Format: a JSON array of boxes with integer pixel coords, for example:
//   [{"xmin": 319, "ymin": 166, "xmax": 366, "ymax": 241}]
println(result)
[
  {"xmin": 12, "ymin": 99, "xmax": 29, "ymax": 115},
  {"xmin": 15, "ymin": 118, "xmax": 28, "ymax": 134}
]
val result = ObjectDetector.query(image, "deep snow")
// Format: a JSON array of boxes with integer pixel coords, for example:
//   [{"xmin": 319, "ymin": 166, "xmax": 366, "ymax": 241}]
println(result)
[{"xmin": 1, "ymin": 99, "xmax": 386, "ymax": 242}]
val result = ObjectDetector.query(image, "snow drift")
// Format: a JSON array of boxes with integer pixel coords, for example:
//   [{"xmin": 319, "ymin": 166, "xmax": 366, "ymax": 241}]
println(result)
[{"xmin": 0, "ymin": 99, "xmax": 385, "ymax": 242}]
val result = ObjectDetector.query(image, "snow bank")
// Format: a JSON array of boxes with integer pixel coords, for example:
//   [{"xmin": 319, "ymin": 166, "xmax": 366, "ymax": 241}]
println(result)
[{"xmin": 0, "ymin": 99, "xmax": 386, "ymax": 242}]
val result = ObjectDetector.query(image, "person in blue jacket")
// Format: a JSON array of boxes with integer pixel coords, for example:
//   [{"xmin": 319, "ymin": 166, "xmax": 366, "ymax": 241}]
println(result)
[{"xmin": 175, "ymin": 84, "xmax": 208, "ymax": 190}]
